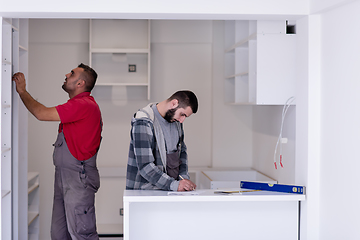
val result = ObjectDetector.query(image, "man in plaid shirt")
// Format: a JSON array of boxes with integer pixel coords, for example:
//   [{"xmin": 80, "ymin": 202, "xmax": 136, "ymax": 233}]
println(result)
[{"xmin": 126, "ymin": 90, "xmax": 198, "ymax": 191}]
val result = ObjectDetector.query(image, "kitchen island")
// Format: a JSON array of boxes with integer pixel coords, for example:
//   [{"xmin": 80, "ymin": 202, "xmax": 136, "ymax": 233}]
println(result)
[{"xmin": 123, "ymin": 189, "xmax": 305, "ymax": 240}]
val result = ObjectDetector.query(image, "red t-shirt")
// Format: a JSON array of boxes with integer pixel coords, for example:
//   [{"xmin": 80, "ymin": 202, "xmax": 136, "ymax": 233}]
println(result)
[{"xmin": 55, "ymin": 92, "xmax": 102, "ymax": 161}]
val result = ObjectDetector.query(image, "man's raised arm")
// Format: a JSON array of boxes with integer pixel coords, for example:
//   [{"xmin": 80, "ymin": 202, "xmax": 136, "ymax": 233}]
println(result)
[{"xmin": 12, "ymin": 72, "xmax": 60, "ymax": 121}]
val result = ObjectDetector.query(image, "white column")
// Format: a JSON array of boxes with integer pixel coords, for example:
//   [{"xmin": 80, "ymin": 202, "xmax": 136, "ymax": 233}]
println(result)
[{"xmin": 295, "ymin": 14, "xmax": 321, "ymax": 240}]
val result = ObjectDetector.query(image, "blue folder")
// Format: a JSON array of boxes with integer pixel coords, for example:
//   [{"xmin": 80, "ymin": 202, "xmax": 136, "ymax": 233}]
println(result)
[{"xmin": 240, "ymin": 181, "xmax": 305, "ymax": 194}]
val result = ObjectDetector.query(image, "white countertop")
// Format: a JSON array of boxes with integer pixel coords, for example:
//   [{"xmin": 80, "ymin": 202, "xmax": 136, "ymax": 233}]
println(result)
[{"xmin": 123, "ymin": 188, "xmax": 306, "ymax": 203}]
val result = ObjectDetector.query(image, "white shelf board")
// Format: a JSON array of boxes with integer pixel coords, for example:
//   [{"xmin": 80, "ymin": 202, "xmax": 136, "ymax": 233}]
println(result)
[
  {"xmin": 28, "ymin": 211, "xmax": 39, "ymax": 225},
  {"xmin": 225, "ymin": 33, "xmax": 257, "ymax": 53},
  {"xmin": 2, "ymin": 60, "xmax": 11, "ymax": 65},
  {"xmin": 19, "ymin": 45, "xmax": 28, "ymax": 51},
  {"xmin": 95, "ymin": 83, "xmax": 148, "ymax": 87},
  {"xmin": 12, "ymin": 25, "xmax": 19, "ymax": 32},
  {"xmin": 1, "ymin": 190, "xmax": 11, "ymax": 198},
  {"xmin": 3, "ymin": 18, "xmax": 12, "ymax": 24},
  {"xmin": 1, "ymin": 147, "xmax": 11, "ymax": 153},
  {"xmin": 91, "ymin": 48, "xmax": 149, "ymax": 54},
  {"xmin": 2, "ymin": 104, "xmax": 11, "ymax": 108},
  {"xmin": 28, "ymin": 183, "xmax": 39, "ymax": 194},
  {"xmin": 225, "ymin": 72, "xmax": 249, "ymax": 79}
]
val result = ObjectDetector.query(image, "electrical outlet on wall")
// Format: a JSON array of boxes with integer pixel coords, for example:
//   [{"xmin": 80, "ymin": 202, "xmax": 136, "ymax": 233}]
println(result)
[
  {"xmin": 128, "ymin": 64, "xmax": 136, "ymax": 72},
  {"xmin": 120, "ymin": 208, "xmax": 124, "ymax": 216}
]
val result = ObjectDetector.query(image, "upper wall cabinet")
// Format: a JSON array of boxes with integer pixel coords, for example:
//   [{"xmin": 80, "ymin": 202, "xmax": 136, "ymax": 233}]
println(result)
[
  {"xmin": 89, "ymin": 19, "xmax": 151, "ymax": 100},
  {"xmin": 224, "ymin": 20, "xmax": 296, "ymax": 105}
]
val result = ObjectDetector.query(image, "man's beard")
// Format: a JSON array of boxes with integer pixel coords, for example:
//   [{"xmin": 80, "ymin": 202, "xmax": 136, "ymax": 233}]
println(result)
[{"xmin": 164, "ymin": 107, "xmax": 178, "ymax": 123}]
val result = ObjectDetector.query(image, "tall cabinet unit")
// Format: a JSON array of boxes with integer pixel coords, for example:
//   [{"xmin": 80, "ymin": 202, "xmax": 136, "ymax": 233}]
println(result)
[
  {"xmin": 12, "ymin": 18, "xmax": 31, "ymax": 240},
  {"xmin": 224, "ymin": 20, "xmax": 296, "ymax": 105},
  {"xmin": 1, "ymin": 17, "xmax": 31, "ymax": 240},
  {"xmin": 1, "ymin": 17, "xmax": 13, "ymax": 240},
  {"xmin": 89, "ymin": 19, "xmax": 151, "ymax": 100}
]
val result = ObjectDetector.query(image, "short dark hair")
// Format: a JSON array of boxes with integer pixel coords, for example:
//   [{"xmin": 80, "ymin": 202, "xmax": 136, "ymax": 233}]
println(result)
[
  {"xmin": 78, "ymin": 63, "xmax": 98, "ymax": 92},
  {"xmin": 168, "ymin": 90, "xmax": 198, "ymax": 114}
]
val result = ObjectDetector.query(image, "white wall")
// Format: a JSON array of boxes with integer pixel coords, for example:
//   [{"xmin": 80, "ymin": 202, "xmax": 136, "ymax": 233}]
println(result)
[
  {"xmin": 295, "ymin": 15, "xmax": 319, "ymax": 240},
  {"xmin": 252, "ymin": 105, "xmax": 296, "ymax": 184},
  {"xmin": 211, "ymin": 21, "xmax": 254, "ymax": 168},
  {"xmin": 320, "ymin": 1, "xmax": 360, "ymax": 239},
  {"xmin": 294, "ymin": 1, "xmax": 360, "ymax": 239},
  {"xmin": 150, "ymin": 20, "xmax": 213, "ymax": 167}
]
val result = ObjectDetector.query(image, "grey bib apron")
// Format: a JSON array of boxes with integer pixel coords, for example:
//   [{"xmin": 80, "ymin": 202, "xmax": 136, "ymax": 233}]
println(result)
[
  {"xmin": 51, "ymin": 131, "xmax": 100, "ymax": 240},
  {"xmin": 166, "ymin": 150, "xmax": 181, "ymax": 180}
]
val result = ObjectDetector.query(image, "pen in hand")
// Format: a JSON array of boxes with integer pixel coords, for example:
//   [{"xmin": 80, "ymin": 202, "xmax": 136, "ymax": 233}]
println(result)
[{"xmin": 179, "ymin": 175, "xmax": 195, "ymax": 191}]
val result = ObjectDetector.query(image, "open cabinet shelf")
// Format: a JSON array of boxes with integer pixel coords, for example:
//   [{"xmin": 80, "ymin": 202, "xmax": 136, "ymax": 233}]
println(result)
[
  {"xmin": 89, "ymin": 19, "xmax": 151, "ymax": 100},
  {"xmin": 28, "ymin": 172, "xmax": 39, "ymax": 239}
]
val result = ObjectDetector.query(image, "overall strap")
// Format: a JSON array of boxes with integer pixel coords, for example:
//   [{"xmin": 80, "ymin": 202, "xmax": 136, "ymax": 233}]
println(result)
[{"xmin": 176, "ymin": 122, "xmax": 183, "ymax": 156}]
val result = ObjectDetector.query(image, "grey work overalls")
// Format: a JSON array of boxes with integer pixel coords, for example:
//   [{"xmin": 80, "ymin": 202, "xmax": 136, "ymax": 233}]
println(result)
[{"xmin": 51, "ymin": 131, "xmax": 100, "ymax": 240}]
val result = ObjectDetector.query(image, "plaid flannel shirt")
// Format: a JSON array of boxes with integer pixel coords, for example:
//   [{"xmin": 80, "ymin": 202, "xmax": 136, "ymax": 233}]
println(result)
[{"xmin": 126, "ymin": 116, "xmax": 189, "ymax": 191}]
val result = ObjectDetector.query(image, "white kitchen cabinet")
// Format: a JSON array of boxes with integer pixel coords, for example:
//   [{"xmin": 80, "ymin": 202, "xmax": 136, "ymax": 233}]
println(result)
[
  {"xmin": 1, "ymin": 17, "xmax": 30, "ymax": 240},
  {"xmin": 1, "ymin": 18, "xmax": 14, "ymax": 240},
  {"xmin": 89, "ymin": 19, "xmax": 151, "ymax": 100},
  {"xmin": 224, "ymin": 20, "xmax": 296, "ymax": 105}
]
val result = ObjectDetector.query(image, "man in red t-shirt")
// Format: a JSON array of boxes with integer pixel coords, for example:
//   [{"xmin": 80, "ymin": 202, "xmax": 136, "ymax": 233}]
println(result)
[{"xmin": 13, "ymin": 63, "xmax": 102, "ymax": 240}]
